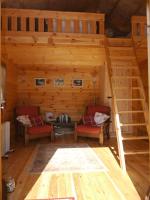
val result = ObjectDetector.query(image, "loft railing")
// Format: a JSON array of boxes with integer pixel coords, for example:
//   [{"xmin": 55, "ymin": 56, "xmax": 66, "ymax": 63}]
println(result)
[
  {"xmin": 1, "ymin": 8, "xmax": 105, "ymax": 35},
  {"xmin": 131, "ymin": 16, "xmax": 147, "ymax": 38}
]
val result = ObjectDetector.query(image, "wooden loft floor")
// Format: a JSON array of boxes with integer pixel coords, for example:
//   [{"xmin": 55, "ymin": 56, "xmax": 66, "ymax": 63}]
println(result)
[{"xmin": 2, "ymin": 134, "xmax": 149, "ymax": 200}]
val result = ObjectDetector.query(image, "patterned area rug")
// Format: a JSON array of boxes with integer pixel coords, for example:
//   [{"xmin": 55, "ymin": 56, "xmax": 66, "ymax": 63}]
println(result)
[{"xmin": 29, "ymin": 144, "xmax": 107, "ymax": 173}]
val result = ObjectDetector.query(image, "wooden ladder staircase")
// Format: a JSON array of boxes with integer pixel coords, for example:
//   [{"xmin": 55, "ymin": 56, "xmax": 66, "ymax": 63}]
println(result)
[{"xmin": 105, "ymin": 37, "xmax": 149, "ymax": 172}]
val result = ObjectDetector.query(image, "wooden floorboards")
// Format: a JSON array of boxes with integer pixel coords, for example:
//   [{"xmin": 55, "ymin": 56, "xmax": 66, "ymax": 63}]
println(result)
[{"xmin": 2, "ymin": 134, "xmax": 150, "ymax": 200}]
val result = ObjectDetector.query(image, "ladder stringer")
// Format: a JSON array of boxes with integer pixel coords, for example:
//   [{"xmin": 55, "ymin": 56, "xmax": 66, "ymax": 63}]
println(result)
[
  {"xmin": 104, "ymin": 36, "xmax": 126, "ymax": 172},
  {"xmin": 132, "ymin": 38, "xmax": 150, "ymax": 141}
]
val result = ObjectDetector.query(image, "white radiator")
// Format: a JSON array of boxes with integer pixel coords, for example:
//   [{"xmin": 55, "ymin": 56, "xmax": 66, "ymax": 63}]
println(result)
[{"xmin": 1, "ymin": 121, "xmax": 10, "ymax": 156}]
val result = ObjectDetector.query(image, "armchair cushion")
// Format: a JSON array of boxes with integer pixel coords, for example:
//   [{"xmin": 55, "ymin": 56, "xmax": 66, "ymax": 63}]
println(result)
[
  {"xmin": 28, "ymin": 125, "xmax": 53, "ymax": 135},
  {"xmin": 16, "ymin": 115, "xmax": 32, "ymax": 127},
  {"xmin": 30, "ymin": 115, "xmax": 44, "ymax": 127},
  {"xmin": 87, "ymin": 105, "xmax": 110, "ymax": 115},
  {"xmin": 75, "ymin": 125, "xmax": 101, "ymax": 135},
  {"xmin": 82, "ymin": 115, "xmax": 96, "ymax": 126},
  {"xmin": 94, "ymin": 112, "xmax": 110, "ymax": 126}
]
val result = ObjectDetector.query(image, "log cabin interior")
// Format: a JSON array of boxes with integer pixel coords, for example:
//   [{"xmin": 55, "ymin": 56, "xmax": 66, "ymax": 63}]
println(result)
[{"xmin": 0, "ymin": 0, "xmax": 150, "ymax": 199}]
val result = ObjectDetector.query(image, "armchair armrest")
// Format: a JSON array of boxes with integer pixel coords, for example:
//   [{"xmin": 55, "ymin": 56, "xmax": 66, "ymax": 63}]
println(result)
[{"xmin": 95, "ymin": 118, "xmax": 110, "ymax": 139}]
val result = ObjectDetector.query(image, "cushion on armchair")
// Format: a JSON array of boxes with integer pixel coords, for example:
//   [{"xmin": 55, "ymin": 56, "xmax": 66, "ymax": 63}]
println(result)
[
  {"xmin": 30, "ymin": 115, "xmax": 44, "ymax": 127},
  {"xmin": 16, "ymin": 115, "xmax": 32, "ymax": 127},
  {"xmin": 82, "ymin": 115, "xmax": 96, "ymax": 126},
  {"xmin": 75, "ymin": 125, "xmax": 101, "ymax": 135},
  {"xmin": 28, "ymin": 125, "xmax": 53, "ymax": 135},
  {"xmin": 94, "ymin": 112, "xmax": 110, "ymax": 126},
  {"xmin": 87, "ymin": 105, "xmax": 110, "ymax": 115}
]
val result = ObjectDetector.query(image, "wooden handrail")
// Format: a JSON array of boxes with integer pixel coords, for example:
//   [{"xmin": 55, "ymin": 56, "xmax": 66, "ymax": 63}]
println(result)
[{"xmin": 1, "ymin": 8, "xmax": 105, "ymax": 35}]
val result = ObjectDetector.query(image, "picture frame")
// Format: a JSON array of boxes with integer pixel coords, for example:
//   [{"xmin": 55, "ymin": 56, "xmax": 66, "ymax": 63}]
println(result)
[
  {"xmin": 54, "ymin": 78, "xmax": 64, "ymax": 87},
  {"xmin": 35, "ymin": 78, "xmax": 46, "ymax": 86},
  {"xmin": 72, "ymin": 79, "xmax": 83, "ymax": 87}
]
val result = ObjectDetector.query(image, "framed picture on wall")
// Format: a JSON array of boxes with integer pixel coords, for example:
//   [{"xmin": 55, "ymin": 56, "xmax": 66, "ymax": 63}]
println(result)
[
  {"xmin": 72, "ymin": 79, "xmax": 83, "ymax": 87},
  {"xmin": 54, "ymin": 78, "xmax": 64, "ymax": 87},
  {"xmin": 35, "ymin": 78, "xmax": 46, "ymax": 86}
]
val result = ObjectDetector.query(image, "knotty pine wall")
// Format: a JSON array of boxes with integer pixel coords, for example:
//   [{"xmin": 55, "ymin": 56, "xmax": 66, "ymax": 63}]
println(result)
[
  {"xmin": 3, "ymin": 60, "xmax": 18, "ymax": 122},
  {"xmin": 16, "ymin": 46, "xmax": 106, "ymax": 121}
]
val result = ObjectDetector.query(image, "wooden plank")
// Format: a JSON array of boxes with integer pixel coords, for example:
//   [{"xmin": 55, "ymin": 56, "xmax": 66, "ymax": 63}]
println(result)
[
  {"xmin": 11, "ymin": 16, "xmax": 17, "ymax": 31},
  {"xmin": 21, "ymin": 17, "xmax": 26, "ymax": 31},
  {"xmin": 29, "ymin": 17, "xmax": 35, "ymax": 32},
  {"xmin": 2, "ymin": 16, "xmax": 8, "ymax": 32},
  {"xmin": 119, "ymin": 110, "xmax": 144, "ymax": 114},
  {"xmin": 99, "ymin": 21, "xmax": 104, "ymax": 34},
  {"xmin": 116, "ymin": 98, "xmax": 144, "ymax": 101},
  {"xmin": 47, "ymin": 18, "xmax": 53, "ymax": 32},
  {"xmin": 57, "ymin": 19, "xmax": 62, "ymax": 32},
  {"xmin": 122, "ymin": 136, "xmax": 149, "ymax": 140},
  {"xmin": 132, "ymin": 23, "xmax": 137, "ymax": 36},
  {"xmin": 82, "ymin": 20, "xmax": 88, "ymax": 34},
  {"xmin": 1, "ymin": 8, "xmax": 105, "ymax": 21},
  {"xmin": 74, "ymin": 20, "xmax": 79, "ymax": 33},
  {"xmin": 124, "ymin": 151, "xmax": 149, "ymax": 155},
  {"xmin": 38, "ymin": 18, "xmax": 44, "ymax": 32},
  {"xmin": 13, "ymin": 55, "xmax": 102, "ymax": 121},
  {"xmin": 121, "ymin": 123, "xmax": 147, "ymax": 126},
  {"xmin": 132, "ymin": 16, "xmax": 147, "ymax": 23},
  {"xmin": 2, "ymin": 60, "xmax": 17, "ymax": 122},
  {"xmin": 7, "ymin": 145, "xmax": 141, "ymax": 199},
  {"xmin": 108, "ymin": 38, "xmax": 132, "ymax": 47},
  {"xmin": 65, "ymin": 19, "xmax": 71, "ymax": 33},
  {"xmin": 141, "ymin": 23, "xmax": 146, "ymax": 37},
  {"xmin": 90, "ymin": 21, "xmax": 96, "ymax": 34}
]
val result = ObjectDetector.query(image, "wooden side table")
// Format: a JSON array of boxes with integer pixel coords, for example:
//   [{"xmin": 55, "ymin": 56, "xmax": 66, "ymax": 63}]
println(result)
[{"xmin": 46, "ymin": 121, "xmax": 75, "ymax": 137}]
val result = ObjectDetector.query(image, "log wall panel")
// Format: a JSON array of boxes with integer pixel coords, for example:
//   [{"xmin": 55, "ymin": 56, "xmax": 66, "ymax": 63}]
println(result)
[
  {"xmin": 17, "ymin": 64, "xmax": 106, "ymax": 121},
  {"xmin": 3, "ymin": 44, "xmax": 105, "ymax": 66},
  {"xmin": 3, "ymin": 60, "xmax": 17, "ymax": 121}
]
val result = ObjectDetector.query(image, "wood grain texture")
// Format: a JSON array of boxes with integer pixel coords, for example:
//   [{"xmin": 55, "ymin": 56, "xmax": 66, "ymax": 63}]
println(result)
[
  {"xmin": 2, "ymin": 44, "xmax": 105, "ymax": 65},
  {"xmin": 3, "ymin": 60, "xmax": 17, "ymax": 122},
  {"xmin": 17, "ymin": 64, "xmax": 105, "ymax": 121},
  {"xmin": 2, "ymin": 136, "xmax": 149, "ymax": 200}
]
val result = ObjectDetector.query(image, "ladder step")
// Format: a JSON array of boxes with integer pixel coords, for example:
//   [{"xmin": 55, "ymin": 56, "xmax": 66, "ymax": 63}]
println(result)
[
  {"xmin": 116, "ymin": 98, "xmax": 144, "ymax": 101},
  {"xmin": 122, "ymin": 135, "xmax": 149, "ymax": 141},
  {"xmin": 110, "ymin": 56, "xmax": 136, "ymax": 60},
  {"xmin": 114, "ymin": 87, "xmax": 140, "ymax": 90},
  {"xmin": 120, "ymin": 123, "xmax": 147, "ymax": 127},
  {"xmin": 119, "ymin": 110, "xmax": 144, "ymax": 114},
  {"xmin": 112, "ymin": 76, "xmax": 139, "ymax": 79},
  {"xmin": 124, "ymin": 150, "xmax": 149, "ymax": 155},
  {"xmin": 111, "ymin": 66, "xmax": 137, "ymax": 69}
]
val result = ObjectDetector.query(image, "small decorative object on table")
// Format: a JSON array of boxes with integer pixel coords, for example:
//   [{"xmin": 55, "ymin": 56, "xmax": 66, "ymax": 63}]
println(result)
[
  {"xmin": 56, "ymin": 113, "xmax": 71, "ymax": 124},
  {"xmin": 45, "ymin": 112, "xmax": 55, "ymax": 122}
]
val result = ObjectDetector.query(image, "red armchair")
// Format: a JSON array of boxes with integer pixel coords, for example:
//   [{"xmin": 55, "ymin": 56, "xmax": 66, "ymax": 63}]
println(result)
[
  {"xmin": 75, "ymin": 105, "xmax": 110, "ymax": 145},
  {"xmin": 15, "ymin": 106, "xmax": 54, "ymax": 144}
]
